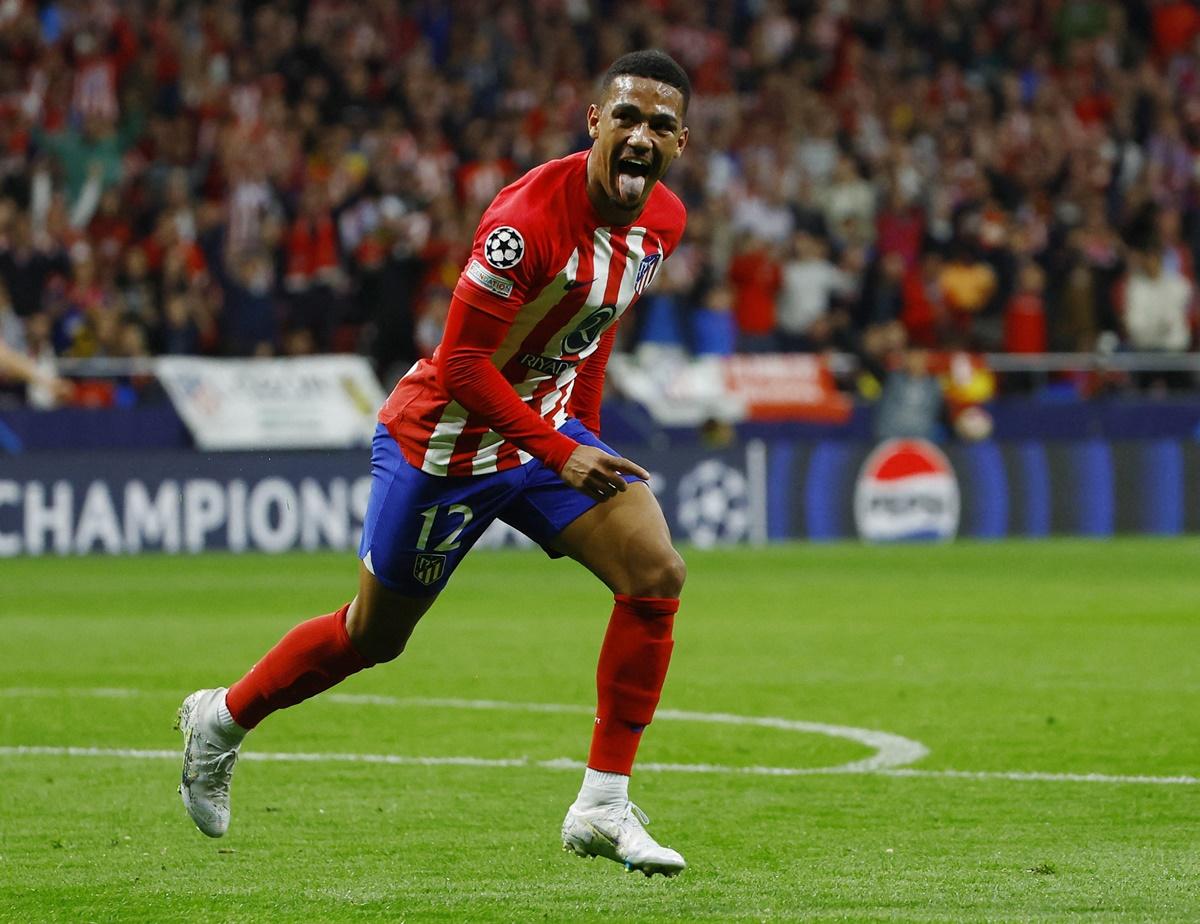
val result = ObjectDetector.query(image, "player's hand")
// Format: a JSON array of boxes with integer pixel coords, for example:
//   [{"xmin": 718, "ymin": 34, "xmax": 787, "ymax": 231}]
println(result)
[{"xmin": 559, "ymin": 445, "xmax": 650, "ymax": 501}]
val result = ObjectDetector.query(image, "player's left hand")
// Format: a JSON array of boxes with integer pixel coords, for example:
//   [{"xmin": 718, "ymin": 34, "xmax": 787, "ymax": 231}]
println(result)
[{"xmin": 559, "ymin": 445, "xmax": 650, "ymax": 501}]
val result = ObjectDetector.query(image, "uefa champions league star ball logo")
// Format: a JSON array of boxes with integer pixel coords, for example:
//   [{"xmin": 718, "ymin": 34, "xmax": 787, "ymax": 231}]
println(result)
[
  {"xmin": 677, "ymin": 460, "xmax": 750, "ymax": 548},
  {"xmin": 484, "ymin": 226, "xmax": 525, "ymax": 269}
]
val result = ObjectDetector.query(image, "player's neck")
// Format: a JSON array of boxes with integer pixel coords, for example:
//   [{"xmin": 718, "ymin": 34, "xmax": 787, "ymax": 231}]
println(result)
[{"xmin": 585, "ymin": 147, "xmax": 646, "ymax": 227}]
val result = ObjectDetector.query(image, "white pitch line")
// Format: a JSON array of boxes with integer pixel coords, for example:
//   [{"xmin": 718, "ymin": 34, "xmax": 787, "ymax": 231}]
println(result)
[
  {"xmin": 2, "ymin": 688, "xmax": 1192, "ymax": 786},
  {"xmin": 0, "ymin": 746, "xmax": 529, "ymax": 769},
  {"xmin": 0, "ymin": 687, "xmax": 928, "ymax": 774},
  {"xmin": 875, "ymin": 767, "xmax": 1200, "ymax": 786},
  {"xmin": 327, "ymin": 694, "xmax": 930, "ymax": 772},
  {"xmin": 0, "ymin": 746, "xmax": 1195, "ymax": 786},
  {"xmin": 0, "ymin": 686, "xmax": 142, "ymax": 698}
]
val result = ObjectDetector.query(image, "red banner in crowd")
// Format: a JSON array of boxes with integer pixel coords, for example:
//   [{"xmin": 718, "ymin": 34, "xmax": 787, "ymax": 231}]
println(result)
[{"xmin": 723, "ymin": 354, "xmax": 853, "ymax": 423}]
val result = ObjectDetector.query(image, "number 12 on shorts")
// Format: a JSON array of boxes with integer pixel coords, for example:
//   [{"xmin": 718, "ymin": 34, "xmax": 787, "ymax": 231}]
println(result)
[{"xmin": 415, "ymin": 504, "xmax": 474, "ymax": 552}]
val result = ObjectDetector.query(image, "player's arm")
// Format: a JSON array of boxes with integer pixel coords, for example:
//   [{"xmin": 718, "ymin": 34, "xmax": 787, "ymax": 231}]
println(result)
[
  {"xmin": 566, "ymin": 321, "xmax": 617, "ymax": 436},
  {"xmin": 437, "ymin": 296, "xmax": 647, "ymax": 499}
]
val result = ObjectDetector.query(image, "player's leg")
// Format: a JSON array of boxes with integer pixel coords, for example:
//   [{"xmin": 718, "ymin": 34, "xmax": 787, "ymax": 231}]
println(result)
[
  {"xmin": 552, "ymin": 483, "xmax": 688, "ymax": 876},
  {"xmin": 500, "ymin": 419, "xmax": 687, "ymax": 875},
  {"xmin": 178, "ymin": 424, "xmax": 517, "ymax": 838},
  {"xmin": 224, "ymin": 563, "xmax": 437, "ymax": 729},
  {"xmin": 555, "ymin": 481, "xmax": 684, "ymax": 783},
  {"xmin": 177, "ymin": 566, "xmax": 437, "ymax": 838}
]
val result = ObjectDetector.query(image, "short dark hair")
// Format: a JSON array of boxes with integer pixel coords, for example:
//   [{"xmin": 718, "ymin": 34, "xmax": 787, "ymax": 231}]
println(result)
[{"xmin": 601, "ymin": 50, "xmax": 691, "ymax": 115}]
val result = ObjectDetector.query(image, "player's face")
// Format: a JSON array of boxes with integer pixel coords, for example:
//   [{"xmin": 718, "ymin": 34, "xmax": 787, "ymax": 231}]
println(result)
[{"xmin": 586, "ymin": 75, "xmax": 689, "ymax": 220}]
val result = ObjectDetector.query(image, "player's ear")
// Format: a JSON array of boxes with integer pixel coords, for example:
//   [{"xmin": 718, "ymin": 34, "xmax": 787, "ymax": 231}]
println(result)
[
  {"xmin": 675, "ymin": 125, "xmax": 689, "ymax": 157},
  {"xmin": 586, "ymin": 103, "xmax": 600, "ymax": 139}
]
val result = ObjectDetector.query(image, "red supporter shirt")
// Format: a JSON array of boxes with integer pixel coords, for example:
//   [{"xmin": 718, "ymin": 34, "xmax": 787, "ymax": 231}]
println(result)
[
  {"xmin": 728, "ymin": 249, "xmax": 781, "ymax": 336},
  {"xmin": 379, "ymin": 150, "xmax": 686, "ymax": 477},
  {"xmin": 1004, "ymin": 293, "xmax": 1047, "ymax": 354}
]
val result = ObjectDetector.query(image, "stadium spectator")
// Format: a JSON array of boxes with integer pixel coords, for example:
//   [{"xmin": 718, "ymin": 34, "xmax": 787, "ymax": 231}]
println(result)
[
  {"xmin": 691, "ymin": 282, "xmax": 737, "ymax": 357},
  {"xmin": 776, "ymin": 230, "xmax": 854, "ymax": 352},
  {"xmin": 1004, "ymin": 261, "xmax": 1049, "ymax": 355},
  {"xmin": 874, "ymin": 348, "xmax": 944, "ymax": 442},
  {"xmin": 224, "ymin": 249, "xmax": 279, "ymax": 356},
  {"xmin": 730, "ymin": 161, "xmax": 795, "ymax": 246},
  {"xmin": 820, "ymin": 154, "xmax": 877, "ymax": 249},
  {"xmin": 1122, "ymin": 249, "xmax": 1193, "ymax": 353},
  {"xmin": 0, "ymin": 210, "xmax": 69, "ymax": 319},
  {"xmin": 727, "ymin": 234, "xmax": 781, "ymax": 352},
  {"xmin": 901, "ymin": 251, "xmax": 948, "ymax": 349},
  {"xmin": 875, "ymin": 185, "xmax": 925, "ymax": 270},
  {"xmin": 939, "ymin": 243, "xmax": 999, "ymax": 346}
]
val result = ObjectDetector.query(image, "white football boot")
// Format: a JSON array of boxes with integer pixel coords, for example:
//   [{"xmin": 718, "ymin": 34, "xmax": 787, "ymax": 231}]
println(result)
[
  {"xmin": 562, "ymin": 800, "xmax": 687, "ymax": 877},
  {"xmin": 176, "ymin": 688, "xmax": 242, "ymax": 837}
]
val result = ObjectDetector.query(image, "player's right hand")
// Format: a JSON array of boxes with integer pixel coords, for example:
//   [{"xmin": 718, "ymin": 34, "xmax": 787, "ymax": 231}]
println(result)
[{"xmin": 559, "ymin": 445, "xmax": 650, "ymax": 501}]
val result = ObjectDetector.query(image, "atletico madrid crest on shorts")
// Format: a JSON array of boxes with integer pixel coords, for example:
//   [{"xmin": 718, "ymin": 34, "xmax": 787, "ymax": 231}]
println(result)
[
  {"xmin": 634, "ymin": 253, "xmax": 661, "ymax": 294},
  {"xmin": 413, "ymin": 553, "xmax": 446, "ymax": 586}
]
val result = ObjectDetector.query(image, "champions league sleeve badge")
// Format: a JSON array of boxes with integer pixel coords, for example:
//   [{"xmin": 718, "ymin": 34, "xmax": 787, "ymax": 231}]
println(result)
[{"xmin": 484, "ymin": 226, "xmax": 525, "ymax": 269}]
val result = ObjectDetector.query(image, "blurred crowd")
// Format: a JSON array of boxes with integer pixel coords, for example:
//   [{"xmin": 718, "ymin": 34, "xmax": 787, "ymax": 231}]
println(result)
[{"xmin": 1, "ymin": 0, "xmax": 1199, "ymax": 404}]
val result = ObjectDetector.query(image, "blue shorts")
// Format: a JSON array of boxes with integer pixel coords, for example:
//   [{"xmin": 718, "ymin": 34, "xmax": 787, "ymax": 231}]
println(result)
[{"xmin": 358, "ymin": 419, "xmax": 640, "ymax": 596}]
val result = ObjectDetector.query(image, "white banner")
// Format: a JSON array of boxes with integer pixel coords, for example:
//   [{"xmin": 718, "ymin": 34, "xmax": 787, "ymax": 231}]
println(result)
[
  {"xmin": 606, "ymin": 351, "xmax": 852, "ymax": 426},
  {"xmin": 156, "ymin": 356, "xmax": 387, "ymax": 450}
]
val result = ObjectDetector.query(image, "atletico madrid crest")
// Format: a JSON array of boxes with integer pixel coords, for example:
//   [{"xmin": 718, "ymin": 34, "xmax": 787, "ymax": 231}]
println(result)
[
  {"xmin": 634, "ymin": 253, "xmax": 660, "ymax": 294},
  {"xmin": 413, "ymin": 553, "xmax": 447, "ymax": 586}
]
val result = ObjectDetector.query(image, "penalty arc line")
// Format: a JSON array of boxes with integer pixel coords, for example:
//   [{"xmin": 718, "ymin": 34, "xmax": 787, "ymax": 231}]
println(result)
[
  {"xmin": 325, "ymin": 693, "xmax": 931, "ymax": 772},
  {"xmin": 0, "ymin": 687, "xmax": 928, "ymax": 774},
  {"xmin": 0, "ymin": 746, "xmax": 1196, "ymax": 786}
]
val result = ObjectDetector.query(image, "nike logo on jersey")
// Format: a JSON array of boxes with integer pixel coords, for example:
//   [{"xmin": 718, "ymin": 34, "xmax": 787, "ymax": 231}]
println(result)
[{"xmin": 563, "ymin": 277, "xmax": 595, "ymax": 291}]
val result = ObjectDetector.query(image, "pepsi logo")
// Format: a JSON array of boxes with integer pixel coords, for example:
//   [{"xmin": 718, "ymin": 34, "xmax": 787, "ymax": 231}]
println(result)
[{"xmin": 854, "ymin": 439, "xmax": 959, "ymax": 542}]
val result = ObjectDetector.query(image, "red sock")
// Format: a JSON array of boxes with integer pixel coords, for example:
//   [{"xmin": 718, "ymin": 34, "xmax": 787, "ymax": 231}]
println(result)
[
  {"xmin": 587, "ymin": 595, "xmax": 678, "ymax": 775},
  {"xmin": 225, "ymin": 604, "xmax": 372, "ymax": 730}
]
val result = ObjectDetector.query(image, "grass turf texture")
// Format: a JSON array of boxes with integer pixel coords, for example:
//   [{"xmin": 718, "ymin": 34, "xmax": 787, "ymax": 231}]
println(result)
[{"xmin": 1, "ymin": 539, "xmax": 1197, "ymax": 923}]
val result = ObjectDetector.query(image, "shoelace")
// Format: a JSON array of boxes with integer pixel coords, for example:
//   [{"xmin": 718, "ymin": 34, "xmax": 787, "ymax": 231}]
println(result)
[
  {"xmin": 203, "ymin": 746, "xmax": 239, "ymax": 798},
  {"xmin": 624, "ymin": 802, "xmax": 651, "ymax": 827}
]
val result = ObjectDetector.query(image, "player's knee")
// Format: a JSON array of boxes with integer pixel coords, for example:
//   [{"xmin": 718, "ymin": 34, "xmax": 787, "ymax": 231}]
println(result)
[
  {"xmin": 631, "ymin": 548, "xmax": 686, "ymax": 599},
  {"xmin": 661, "ymin": 550, "xmax": 687, "ymax": 598}
]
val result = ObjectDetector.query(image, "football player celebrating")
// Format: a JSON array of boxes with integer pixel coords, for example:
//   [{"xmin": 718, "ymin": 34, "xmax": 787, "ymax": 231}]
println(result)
[{"xmin": 178, "ymin": 50, "xmax": 691, "ymax": 877}]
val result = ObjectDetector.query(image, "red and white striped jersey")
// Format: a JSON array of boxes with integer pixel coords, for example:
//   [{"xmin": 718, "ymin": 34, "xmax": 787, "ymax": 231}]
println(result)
[{"xmin": 380, "ymin": 150, "xmax": 686, "ymax": 476}]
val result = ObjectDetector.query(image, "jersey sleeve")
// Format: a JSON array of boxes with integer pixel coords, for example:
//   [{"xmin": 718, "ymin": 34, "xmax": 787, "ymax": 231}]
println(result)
[
  {"xmin": 437, "ymin": 294, "xmax": 579, "ymax": 473},
  {"xmin": 452, "ymin": 190, "xmax": 549, "ymax": 322}
]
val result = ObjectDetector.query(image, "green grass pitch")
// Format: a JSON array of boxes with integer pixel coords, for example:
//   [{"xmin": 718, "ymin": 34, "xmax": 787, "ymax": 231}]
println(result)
[{"xmin": 1, "ymin": 539, "xmax": 1198, "ymax": 922}]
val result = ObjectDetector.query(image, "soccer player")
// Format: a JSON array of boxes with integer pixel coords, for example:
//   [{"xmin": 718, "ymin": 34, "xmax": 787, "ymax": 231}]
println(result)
[{"xmin": 177, "ymin": 49, "xmax": 691, "ymax": 877}]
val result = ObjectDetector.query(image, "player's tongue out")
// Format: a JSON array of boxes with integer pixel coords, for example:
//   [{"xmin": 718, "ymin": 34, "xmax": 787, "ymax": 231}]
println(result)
[
  {"xmin": 615, "ymin": 157, "xmax": 650, "ymax": 205},
  {"xmin": 618, "ymin": 172, "xmax": 645, "ymax": 202}
]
